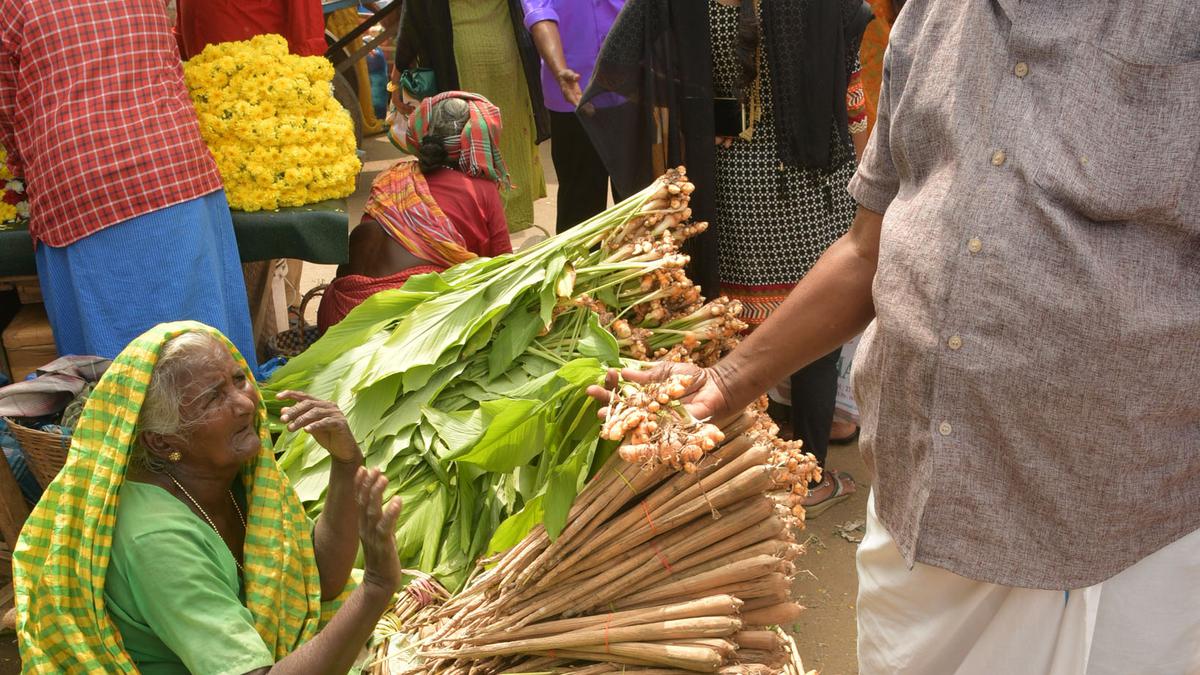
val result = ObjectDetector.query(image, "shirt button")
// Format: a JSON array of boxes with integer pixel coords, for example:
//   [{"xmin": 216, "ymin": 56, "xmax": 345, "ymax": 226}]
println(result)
[
  {"xmin": 991, "ymin": 149, "xmax": 1007, "ymax": 166},
  {"xmin": 948, "ymin": 335, "xmax": 963, "ymax": 350},
  {"xmin": 938, "ymin": 421, "xmax": 953, "ymax": 436},
  {"xmin": 968, "ymin": 237, "xmax": 983, "ymax": 253},
  {"xmin": 1014, "ymin": 61, "xmax": 1030, "ymax": 78}
]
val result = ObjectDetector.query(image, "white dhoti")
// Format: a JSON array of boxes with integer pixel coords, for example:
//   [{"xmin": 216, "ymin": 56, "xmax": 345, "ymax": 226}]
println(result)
[{"xmin": 856, "ymin": 492, "xmax": 1200, "ymax": 675}]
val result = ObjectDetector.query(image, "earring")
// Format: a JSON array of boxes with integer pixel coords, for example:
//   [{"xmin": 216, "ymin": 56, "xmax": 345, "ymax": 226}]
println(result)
[{"xmin": 168, "ymin": 450, "xmax": 182, "ymax": 463}]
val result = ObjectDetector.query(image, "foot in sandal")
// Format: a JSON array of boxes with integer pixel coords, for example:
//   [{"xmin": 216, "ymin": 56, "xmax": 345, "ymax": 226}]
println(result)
[
  {"xmin": 829, "ymin": 418, "xmax": 860, "ymax": 445},
  {"xmin": 802, "ymin": 470, "xmax": 857, "ymax": 519}
]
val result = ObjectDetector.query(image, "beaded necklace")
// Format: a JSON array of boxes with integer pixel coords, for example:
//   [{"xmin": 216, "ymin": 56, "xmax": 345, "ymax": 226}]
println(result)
[{"xmin": 166, "ymin": 474, "xmax": 247, "ymax": 573}]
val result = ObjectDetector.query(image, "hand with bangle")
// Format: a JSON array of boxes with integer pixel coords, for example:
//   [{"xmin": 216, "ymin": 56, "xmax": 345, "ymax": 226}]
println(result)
[{"xmin": 389, "ymin": 67, "xmax": 415, "ymax": 116}]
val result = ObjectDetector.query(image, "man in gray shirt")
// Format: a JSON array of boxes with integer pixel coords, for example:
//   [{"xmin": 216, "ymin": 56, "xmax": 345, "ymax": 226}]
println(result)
[{"xmin": 595, "ymin": 1, "xmax": 1199, "ymax": 671}]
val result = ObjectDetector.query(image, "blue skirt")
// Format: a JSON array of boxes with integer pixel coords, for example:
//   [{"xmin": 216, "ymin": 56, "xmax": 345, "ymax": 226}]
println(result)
[{"xmin": 35, "ymin": 190, "xmax": 258, "ymax": 369}]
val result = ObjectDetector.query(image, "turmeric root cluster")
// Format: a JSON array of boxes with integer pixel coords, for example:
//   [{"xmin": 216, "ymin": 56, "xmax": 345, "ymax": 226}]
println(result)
[
  {"xmin": 580, "ymin": 167, "xmax": 747, "ymax": 366},
  {"xmin": 600, "ymin": 374, "xmax": 726, "ymax": 472},
  {"xmin": 742, "ymin": 410, "xmax": 822, "ymax": 520}
]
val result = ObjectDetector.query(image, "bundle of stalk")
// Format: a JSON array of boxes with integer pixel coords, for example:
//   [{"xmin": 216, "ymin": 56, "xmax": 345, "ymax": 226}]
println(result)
[
  {"xmin": 367, "ymin": 381, "xmax": 820, "ymax": 675},
  {"xmin": 266, "ymin": 167, "xmax": 747, "ymax": 590}
]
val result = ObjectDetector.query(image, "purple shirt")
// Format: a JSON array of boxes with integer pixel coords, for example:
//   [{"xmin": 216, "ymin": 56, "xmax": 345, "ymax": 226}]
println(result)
[{"xmin": 521, "ymin": 0, "xmax": 623, "ymax": 113}]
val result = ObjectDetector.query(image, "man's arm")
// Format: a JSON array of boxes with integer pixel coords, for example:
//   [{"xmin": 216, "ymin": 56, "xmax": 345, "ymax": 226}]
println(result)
[
  {"xmin": 389, "ymin": 3, "xmax": 420, "ymax": 114},
  {"xmin": 851, "ymin": 128, "xmax": 869, "ymax": 163},
  {"xmin": 710, "ymin": 205, "xmax": 883, "ymax": 411},
  {"xmin": 598, "ymin": 205, "xmax": 883, "ymax": 424},
  {"xmin": 528, "ymin": 19, "xmax": 582, "ymax": 107}
]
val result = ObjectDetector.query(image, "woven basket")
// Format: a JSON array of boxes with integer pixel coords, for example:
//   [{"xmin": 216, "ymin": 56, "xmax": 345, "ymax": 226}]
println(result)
[
  {"xmin": 4, "ymin": 418, "xmax": 69, "ymax": 489},
  {"xmin": 266, "ymin": 284, "xmax": 326, "ymax": 358}
]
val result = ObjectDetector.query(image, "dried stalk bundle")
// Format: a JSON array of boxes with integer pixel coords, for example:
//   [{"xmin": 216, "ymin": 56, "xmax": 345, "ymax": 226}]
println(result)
[{"xmin": 368, "ymin": 400, "xmax": 820, "ymax": 674}]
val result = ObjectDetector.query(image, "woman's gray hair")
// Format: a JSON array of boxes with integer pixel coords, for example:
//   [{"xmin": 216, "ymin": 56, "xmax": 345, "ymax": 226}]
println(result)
[
  {"xmin": 428, "ymin": 97, "xmax": 471, "ymax": 139},
  {"xmin": 416, "ymin": 98, "xmax": 472, "ymax": 173},
  {"xmin": 134, "ymin": 331, "xmax": 226, "ymax": 472}
]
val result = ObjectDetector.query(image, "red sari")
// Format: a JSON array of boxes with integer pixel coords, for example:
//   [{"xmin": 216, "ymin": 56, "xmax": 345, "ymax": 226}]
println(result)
[{"xmin": 316, "ymin": 266, "xmax": 443, "ymax": 332}]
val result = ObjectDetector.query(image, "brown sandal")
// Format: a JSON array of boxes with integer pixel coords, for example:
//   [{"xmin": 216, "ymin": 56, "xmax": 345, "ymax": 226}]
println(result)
[{"xmin": 803, "ymin": 471, "xmax": 857, "ymax": 519}]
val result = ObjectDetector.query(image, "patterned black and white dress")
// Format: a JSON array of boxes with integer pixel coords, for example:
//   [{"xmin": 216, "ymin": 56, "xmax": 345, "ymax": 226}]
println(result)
[{"xmin": 710, "ymin": 0, "xmax": 859, "ymax": 326}]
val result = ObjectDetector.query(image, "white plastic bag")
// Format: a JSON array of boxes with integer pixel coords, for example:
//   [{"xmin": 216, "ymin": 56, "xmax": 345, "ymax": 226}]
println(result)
[{"xmin": 834, "ymin": 334, "xmax": 861, "ymax": 423}]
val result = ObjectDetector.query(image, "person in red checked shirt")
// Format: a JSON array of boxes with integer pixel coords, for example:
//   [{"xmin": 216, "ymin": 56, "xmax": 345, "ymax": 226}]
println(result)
[
  {"xmin": 0, "ymin": 0, "xmax": 257, "ymax": 366},
  {"xmin": 175, "ymin": 0, "xmax": 326, "ymax": 60}
]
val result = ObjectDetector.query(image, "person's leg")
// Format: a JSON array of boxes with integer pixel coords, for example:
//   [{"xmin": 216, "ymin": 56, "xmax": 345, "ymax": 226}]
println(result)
[
  {"xmin": 793, "ymin": 347, "xmax": 855, "ymax": 514},
  {"xmin": 789, "ymin": 347, "xmax": 840, "ymax": 483},
  {"xmin": 240, "ymin": 260, "xmax": 275, "ymax": 364},
  {"xmin": 196, "ymin": 189, "xmax": 258, "ymax": 367},
  {"xmin": 1085, "ymin": 525, "xmax": 1200, "ymax": 674},
  {"xmin": 549, "ymin": 110, "xmax": 610, "ymax": 233},
  {"xmin": 858, "ymin": 491, "xmax": 1098, "ymax": 675}
]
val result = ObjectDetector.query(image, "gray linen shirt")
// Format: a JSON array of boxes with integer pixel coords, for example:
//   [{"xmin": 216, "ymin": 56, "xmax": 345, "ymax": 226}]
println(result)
[{"xmin": 848, "ymin": 0, "xmax": 1200, "ymax": 589}]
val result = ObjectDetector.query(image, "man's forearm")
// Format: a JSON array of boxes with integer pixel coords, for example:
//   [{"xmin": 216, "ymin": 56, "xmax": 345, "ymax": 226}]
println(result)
[
  {"xmin": 852, "ymin": 128, "xmax": 869, "ymax": 164},
  {"xmin": 711, "ymin": 205, "xmax": 883, "ymax": 410},
  {"xmin": 529, "ymin": 20, "xmax": 569, "ymax": 74}
]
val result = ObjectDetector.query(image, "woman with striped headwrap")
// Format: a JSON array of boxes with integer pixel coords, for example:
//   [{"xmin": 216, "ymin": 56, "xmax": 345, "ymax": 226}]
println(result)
[
  {"xmin": 317, "ymin": 91, "xmax": 514, "ymax": 332},
  {"xmin": 13, "ymin": 322, "xmax": 404, "ymax": 674}
]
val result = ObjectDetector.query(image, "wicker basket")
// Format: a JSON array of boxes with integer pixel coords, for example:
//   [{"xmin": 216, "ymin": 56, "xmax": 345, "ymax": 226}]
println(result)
[
  {"xmin": 4, "ymin": 418, "xmax": 69, "ymax": 489},
  {"xmin": 266, "ymin": 284, "xmax": 326, "ymax": 359}
]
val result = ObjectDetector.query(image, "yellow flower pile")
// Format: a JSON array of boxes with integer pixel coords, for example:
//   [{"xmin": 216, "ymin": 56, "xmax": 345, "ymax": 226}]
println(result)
[
  {"xmin": 0, "ymin": 143, "xmax": 28, "ymax": 226},
  {"xmin": 183, "ymin": 34, "xmax": 361, "ymax": 212}
]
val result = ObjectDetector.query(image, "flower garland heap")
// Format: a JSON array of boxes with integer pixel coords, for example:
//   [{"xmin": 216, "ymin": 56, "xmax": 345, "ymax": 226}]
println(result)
[
  {"xmin": 0, "ymin": 143, "xmax": 29, "ymax": 227},
  {"xmin": 182, "ymin": 34, "xmax": 361, "ymax": 212}
]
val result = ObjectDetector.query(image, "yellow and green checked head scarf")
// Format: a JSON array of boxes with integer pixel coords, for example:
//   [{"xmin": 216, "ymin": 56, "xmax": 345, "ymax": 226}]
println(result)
[{"xmin": 13, "ymin": 322, "xmax": 327, "ymax": 673}]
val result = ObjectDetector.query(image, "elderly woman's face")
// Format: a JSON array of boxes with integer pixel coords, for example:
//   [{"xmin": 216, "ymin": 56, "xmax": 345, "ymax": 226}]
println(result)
[{"xmin": 174, "ymin": 344, "xmax": 262, "ymax": 471}]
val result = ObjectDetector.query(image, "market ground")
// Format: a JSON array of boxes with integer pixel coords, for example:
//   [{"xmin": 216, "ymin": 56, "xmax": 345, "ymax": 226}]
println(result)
[{"xmin": 0, "ymin": 137, "xmax": 871, "ymax": 674}]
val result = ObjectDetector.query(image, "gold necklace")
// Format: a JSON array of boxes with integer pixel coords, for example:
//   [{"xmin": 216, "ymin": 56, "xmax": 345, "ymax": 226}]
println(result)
[{"xmin": 166, "ymin": 474, "xmax": 247, "ymax": 574}]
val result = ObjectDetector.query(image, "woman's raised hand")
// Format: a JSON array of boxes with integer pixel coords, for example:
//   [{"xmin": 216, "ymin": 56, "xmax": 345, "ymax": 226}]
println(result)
[
  {"xmin": 276, "ymin": 391, "xmax": 362, "ymax": 463},
  {"xmin": 356, "ymin": 467, "xmax": 403, "ymax": 594}
]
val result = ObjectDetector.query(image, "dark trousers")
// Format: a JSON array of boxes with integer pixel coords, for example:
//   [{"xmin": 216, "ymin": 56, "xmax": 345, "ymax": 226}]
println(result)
[
  {"xmin": 549, "ymin": 110, "xmax": 611, "ymax": 233},
  {"xmin": 790, "ymin": 347, "xmax": 842, "ymax": 487}
]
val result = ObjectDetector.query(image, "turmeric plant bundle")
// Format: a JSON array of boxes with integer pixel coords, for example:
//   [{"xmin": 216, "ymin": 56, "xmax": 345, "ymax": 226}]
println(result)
[
  {"xmin": 266, "ymin": 167, "xmax": 752, "ymax": 590},
  {"xmin": 367, "ymin": 398, "xmax": 820, "ymax": 674}
]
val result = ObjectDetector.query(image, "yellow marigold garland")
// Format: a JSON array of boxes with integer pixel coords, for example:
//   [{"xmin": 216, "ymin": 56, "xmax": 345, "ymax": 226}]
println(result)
[
  {"xmin": 0, "ymin": 143, "xmax": 28, "ymax": 226},
  {"xmin": 183, "ymin": 34, "xmax": 361, "ymax": 212}
]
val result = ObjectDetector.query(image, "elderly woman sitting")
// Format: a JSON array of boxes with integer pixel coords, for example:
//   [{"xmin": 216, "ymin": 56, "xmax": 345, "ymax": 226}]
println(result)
[
  {"xmin": 13, "ymin": 322, "xmax": 402, "ymax": 674},
  {"xmin": 316, "ymin": 91, "xmax": 514, "ymax": 331}
]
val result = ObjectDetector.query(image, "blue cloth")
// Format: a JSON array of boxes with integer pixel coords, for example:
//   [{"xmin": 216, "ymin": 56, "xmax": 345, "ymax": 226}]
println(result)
[
  {"xmin": 0, "ymin": 420, "xmax": 43, "ymax": 503},
  {"xmin": 34, "ymin": 190, "xmax": 257, "ymax": 369},
  {"xmin": 368, "ymin": 48, "xmax": 390, "ymax": 119},
  {"xmin": 255, "ymin": 356, "xmax": 288, "ymax": 382}
]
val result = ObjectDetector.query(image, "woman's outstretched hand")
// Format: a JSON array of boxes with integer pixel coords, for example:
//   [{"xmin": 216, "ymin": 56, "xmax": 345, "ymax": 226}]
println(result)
[
  {"xmin": 586, "ymin": 362, "xmax": 736, "ymax": 426},
  {"xmin": 247, "ymin": 468, "xmax": 404, "ymax": 675},
  {"xmin": 277, "ymin": 391, "xmax": 362, "ymax": 463},
  {"xmin": 356, "ymin": 467, "xmax": 403, "ymax": 594}
]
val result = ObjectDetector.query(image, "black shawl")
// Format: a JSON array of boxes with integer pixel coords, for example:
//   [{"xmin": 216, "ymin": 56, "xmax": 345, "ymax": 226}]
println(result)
[
  {"xmin": 764, "ymin": 0, "xmax": 875, "ymax": 168},
  {"xmin": 396, "ymin": 0, "xmax": 551, "ymax": 144},
  {"xmin": 577, "ymin": 0, "xmax": 720, "ymax": 296},
  {"xmin": 578, "ymin": 0, "xmax": 873, "ymax": 296}
]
